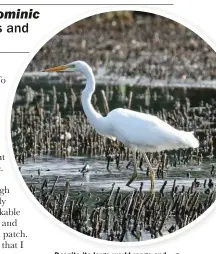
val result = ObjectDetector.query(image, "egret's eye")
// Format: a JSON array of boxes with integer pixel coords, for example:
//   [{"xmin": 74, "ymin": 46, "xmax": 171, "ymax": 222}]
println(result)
[{"xmin": 70, "ymin": 64, "xmax": 75, "ymax": 68}]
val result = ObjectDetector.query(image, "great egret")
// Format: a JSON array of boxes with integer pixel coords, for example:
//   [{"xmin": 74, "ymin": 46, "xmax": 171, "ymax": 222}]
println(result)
[{"xmin": 43, "ymin": 61, "xmax": 199, "ymax": 191}]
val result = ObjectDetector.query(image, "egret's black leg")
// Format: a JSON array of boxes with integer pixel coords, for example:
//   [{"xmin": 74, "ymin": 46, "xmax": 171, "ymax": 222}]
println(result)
[
  {"xmin": 143, "ymin": 152, "xmax": 155, "ymax": 192},
  {"xmin": 126, "ymin": 150, "xmax": 137, "ymax": 186}
]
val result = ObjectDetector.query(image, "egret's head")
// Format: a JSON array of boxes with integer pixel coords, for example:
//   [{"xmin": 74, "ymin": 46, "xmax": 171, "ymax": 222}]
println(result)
[{"xmin": 43, "ymin": 61, "xmax": 91, "ymax": 73}]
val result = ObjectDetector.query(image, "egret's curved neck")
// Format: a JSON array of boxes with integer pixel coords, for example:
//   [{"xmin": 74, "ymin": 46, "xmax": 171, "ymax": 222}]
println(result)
[{"xmin": 81, "ymin": 67, "xmax": 104, "ymax": 130}]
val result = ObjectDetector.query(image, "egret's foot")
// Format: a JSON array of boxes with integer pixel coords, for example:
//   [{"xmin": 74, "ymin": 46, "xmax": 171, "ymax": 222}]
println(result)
[
  {"xmin": 150, "ymin": 186, "xmax": 155, "ymax": 194},
  {"xmin": 126, "ymin": 172, "xmax": 137, "ymax": 186}
]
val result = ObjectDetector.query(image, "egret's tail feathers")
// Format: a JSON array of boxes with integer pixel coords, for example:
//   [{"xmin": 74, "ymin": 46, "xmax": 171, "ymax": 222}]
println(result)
[{"xmin": 182, "ymin": 131, "xmax": 199, "ymax": 148}]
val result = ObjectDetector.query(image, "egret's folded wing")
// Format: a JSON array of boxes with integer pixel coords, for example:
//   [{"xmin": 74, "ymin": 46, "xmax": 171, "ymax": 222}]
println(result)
[{"xmin": 107, "ymin": 108, "xmax": 183, "ymax": 151}]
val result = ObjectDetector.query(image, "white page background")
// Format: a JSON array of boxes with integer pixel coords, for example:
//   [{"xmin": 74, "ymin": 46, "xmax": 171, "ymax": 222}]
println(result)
[{"xmin": 0, "ymin": 0, "xmax": 215, "ymax": 253}]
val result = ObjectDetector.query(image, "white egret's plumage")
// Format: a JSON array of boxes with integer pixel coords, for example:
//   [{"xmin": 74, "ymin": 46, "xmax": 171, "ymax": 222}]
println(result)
[
  {"xmin": 105, "ymin": 108, "xmax": 199, "ymax": 152},
  {"xmin": 44, "ymin": 60, "xmax": 199, "ymax": 191}
]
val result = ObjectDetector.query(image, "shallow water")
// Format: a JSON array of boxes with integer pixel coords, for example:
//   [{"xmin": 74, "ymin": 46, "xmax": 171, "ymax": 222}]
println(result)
[
  {"xmin": 17, "ymin": 154, "xmax": 215, "ymax": 242},
  {"xmin": 21, "ymin": 154, "xmax": 215, "ymax": 194}
]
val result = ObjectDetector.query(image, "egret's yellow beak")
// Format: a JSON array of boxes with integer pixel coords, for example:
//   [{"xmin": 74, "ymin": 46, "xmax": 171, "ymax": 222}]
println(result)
[{"xmin": 43, "ymin": 65, "xmax": 68, "ymax": 72}]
